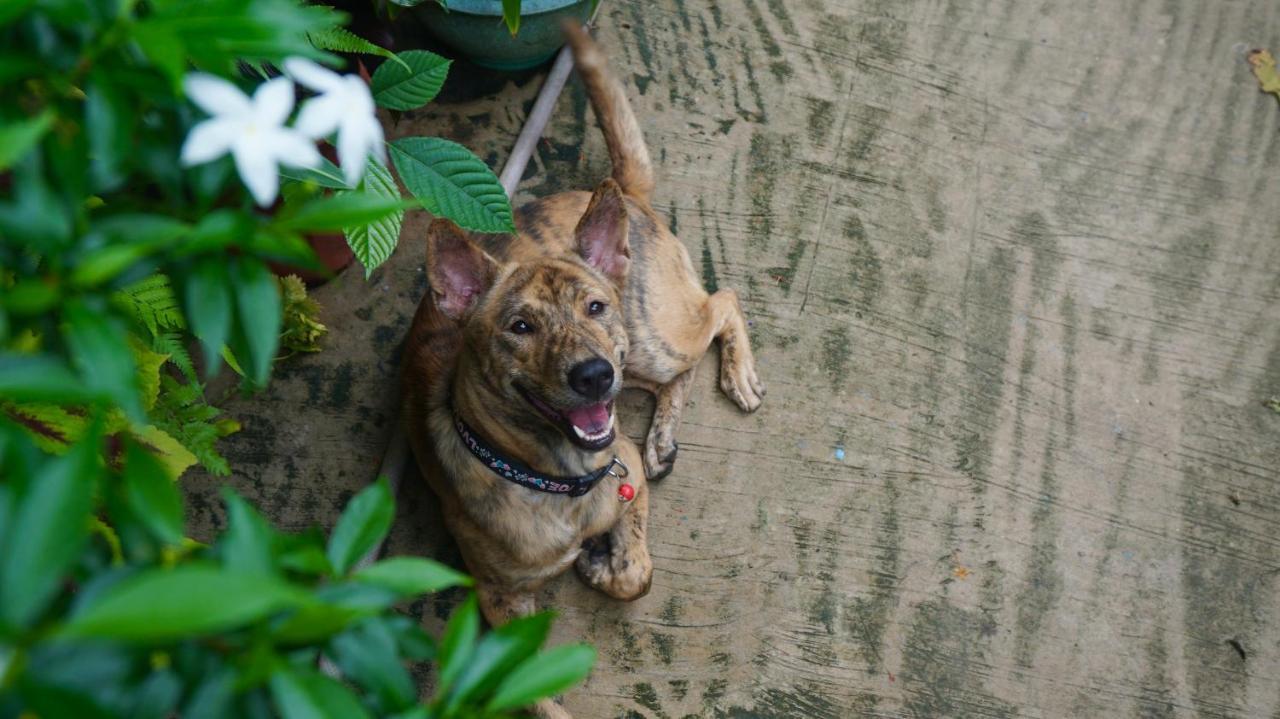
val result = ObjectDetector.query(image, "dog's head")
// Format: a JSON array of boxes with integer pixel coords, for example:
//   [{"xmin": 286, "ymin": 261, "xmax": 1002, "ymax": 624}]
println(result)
[{"xmin": 426, "ymin": 180, "xmax": 631, "ymax": 451}]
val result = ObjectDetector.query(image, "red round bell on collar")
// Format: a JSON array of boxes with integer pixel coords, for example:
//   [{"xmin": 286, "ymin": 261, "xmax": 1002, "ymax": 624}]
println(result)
[{"xmin": 618, "ymin": 483, "xmax": 635, "ymax": 502}]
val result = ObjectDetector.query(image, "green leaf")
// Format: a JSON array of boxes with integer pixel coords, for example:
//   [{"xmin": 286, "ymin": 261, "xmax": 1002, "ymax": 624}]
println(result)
[
  {"xmin": 446, "ymin": 611, "xmax": 553, "ymax": 710},
  {"xmin": 63, "ymin": 300, "xmax": 143, "ymax": 421},
  {"xmin": 1, "ymin": 401, "xmax": 86, "ymax": 454},
  {"xmin": 278, "ymin": 542, "xmax": 331, "ymax": 577},
  {"xmin": 389, "ymin": 137, "xmax": 514, "ymax": 233},
  {"xmin": 279, "ymin": 157, "xmax": 351, "ymax": 190},
  {"xmin": 131, "ymin": 22, "xmax": 185, "ymax": 91},
  {"xmin": 271, "ymin": 602, "xmax": 367, "ymax": 644},
  {"xmin": 0, "ymin": 427, "xmax": 99, "ymax": 628},
  {"xmin": 501, "ymin": 0, "xmax": 521, "ymax": 36},
  {"xmin": 230, "ymin": 258, "xmax": 281, "ymax": 387},
  {"xmin": 307, "ymin": 27, "xmax": 406, "ymax": 70},
  {"xmin": 274, "ymin": 192, "xmax": 414, "ymax": 232},
  {"xmin": 61, "ymin": 564, "xmax": 313, "ymax": 640},
  {"xmin": 270, "ymin": 668, "xmax": 372, "ymax": 719},
  {"xmin": 86, "ymin": 74, "xmax": 131, "ymax": 192},
  {"xmin": 370, "ymin": 50, "xmax": 450, "ymax": 111},
  {"xmin": 0, "ymin": 153, "xmax": 72, "ymax": 250},
  {"xmin": 343, "ymin": 158, "xmax": 404, "ymax": 277},
  {"xmin": 219, "ymin": 488, "xmax": 275, "ymax": 575},
  {"xmin": 329, "ymin": 619, "xmax": 415, "ymax": 712},
  {"xmin": 122, "ymin": 441, "xmax": 185, "ymax": 545},
  {"xmin": 436, "ymin": 593, "xmax": 480, "ymax": 697},
  {"xmin": 184, "ymin": 259, "xmax": 232, "ymax": 371},
  {"xmin": 385, "ymin": 615, "xmax": 436, "ymax": 660},
  {"xmin": 326, "ymin": 478, "xmax": 394, "ymax": 575},
  {"xmin": 131, "ymin": 424, "xmax": 199, "ymax": 480},
  {"xmin": 0, "ymin": 354, "xmax": 104, "ymax": 404},
  {"xmin": 0, "ymin": 111, "xmax": 54, "ymax": 170},
  {"xmin": 352, "ymin": 557, "xmax": 471, "ymax": 596},
  {"xmin": 487, "ymin": 644, "xmax": 595, "ymax": 712}
]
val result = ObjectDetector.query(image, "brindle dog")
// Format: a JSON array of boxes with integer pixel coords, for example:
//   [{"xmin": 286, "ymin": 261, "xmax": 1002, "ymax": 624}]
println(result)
[{"xmin": 401, "ymin": 24, "xmax": 763, "ymax": 718}]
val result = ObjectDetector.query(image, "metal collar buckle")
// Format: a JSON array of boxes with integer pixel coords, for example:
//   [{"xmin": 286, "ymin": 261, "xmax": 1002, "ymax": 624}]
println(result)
[{"xmin": 604, "ymin": 456, "xmax": 629, "ymax": 479}]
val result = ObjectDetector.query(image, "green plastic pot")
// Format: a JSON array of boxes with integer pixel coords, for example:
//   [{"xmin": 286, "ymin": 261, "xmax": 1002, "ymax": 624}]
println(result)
[{"xmin": 414, "ymin": 0, "xmax": 594, "ymax": 71}]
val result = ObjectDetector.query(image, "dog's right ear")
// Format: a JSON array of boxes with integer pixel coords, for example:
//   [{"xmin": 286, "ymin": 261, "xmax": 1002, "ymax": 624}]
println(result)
[{"xmin": 426, "ymin": 219, "xmax": 498, "ymax": 321}]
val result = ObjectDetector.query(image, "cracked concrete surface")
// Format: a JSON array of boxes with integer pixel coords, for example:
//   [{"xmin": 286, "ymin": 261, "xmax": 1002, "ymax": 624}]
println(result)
[{"xmin": 186, "ymin": 0, "xmax": 1280, "ymax": 716}]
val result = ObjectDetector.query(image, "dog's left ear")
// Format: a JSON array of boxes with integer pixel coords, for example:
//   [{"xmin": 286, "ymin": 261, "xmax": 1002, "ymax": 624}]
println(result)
[
  {"xmin": 574, "ymin": 178, "xmax": 631, "ymax": 281},
  {"xmin": 426, "ymin": 219, "xmax": 499, "ymax": 321}
]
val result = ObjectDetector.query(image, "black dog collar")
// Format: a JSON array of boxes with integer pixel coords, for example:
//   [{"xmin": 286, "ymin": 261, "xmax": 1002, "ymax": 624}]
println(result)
[{"xmin": 453, "ymin": 412, "xmax": 628, "ymax": 497}]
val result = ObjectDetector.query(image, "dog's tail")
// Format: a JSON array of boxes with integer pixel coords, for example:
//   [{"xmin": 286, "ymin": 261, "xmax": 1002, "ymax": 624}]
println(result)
[{"xmin": 563, "ymin": 22, "xmax": 654, "ymax": 202}]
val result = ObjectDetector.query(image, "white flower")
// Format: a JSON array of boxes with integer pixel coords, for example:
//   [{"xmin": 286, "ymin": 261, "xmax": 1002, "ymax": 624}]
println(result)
[
  {"xmin": 180, "ymin": 73, "xmax": 321, "ymax": 207},
  {"xmin": 284, "ymin": 57, "xmax": 384, "ymax": 187}
]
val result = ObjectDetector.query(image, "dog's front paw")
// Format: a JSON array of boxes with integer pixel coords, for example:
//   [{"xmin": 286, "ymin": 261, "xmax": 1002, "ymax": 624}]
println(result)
[
  {"xmin": 644, "ymin": 432, "xmax": 678, "ymax": 480},
  {"xmin": 575, "ymin": 534, "xmax": 652, "ymax": 601},
  {"xmin": 721, "ymin": 358, "xmax": 764, "ymax": 413}
]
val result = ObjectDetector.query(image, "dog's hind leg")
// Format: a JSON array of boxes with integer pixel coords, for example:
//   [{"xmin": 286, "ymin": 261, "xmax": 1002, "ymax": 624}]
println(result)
[
  {"xmin": 575, "ymin": 483, "xmax": 652, "ymax": 601},
  {"xmin": 702, "ymin": 288, "xmax": 765, "ymax": 412}
]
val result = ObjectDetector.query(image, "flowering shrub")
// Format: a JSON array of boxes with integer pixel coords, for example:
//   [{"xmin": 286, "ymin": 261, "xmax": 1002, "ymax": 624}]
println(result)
[{"xmin": 0, "ymin": 0, "xmax": 590, "ymax": 716}]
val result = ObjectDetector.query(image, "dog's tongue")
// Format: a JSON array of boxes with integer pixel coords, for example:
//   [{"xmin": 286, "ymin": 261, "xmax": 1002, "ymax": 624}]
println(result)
[{"xmin": 566, "ymin": 402, "xmax": 610, "ymax": 434}]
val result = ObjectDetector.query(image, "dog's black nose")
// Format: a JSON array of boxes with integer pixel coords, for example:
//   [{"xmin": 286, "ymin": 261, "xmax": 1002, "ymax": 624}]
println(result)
[{"xmin": 568, "ymin": 358, "xmax": 614, "ymax": 400}]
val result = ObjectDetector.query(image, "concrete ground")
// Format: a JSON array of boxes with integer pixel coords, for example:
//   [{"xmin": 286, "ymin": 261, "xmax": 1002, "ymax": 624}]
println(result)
[{"xmin": 186, "ymin": 0, "xmax": 1280, "ymax": 716}]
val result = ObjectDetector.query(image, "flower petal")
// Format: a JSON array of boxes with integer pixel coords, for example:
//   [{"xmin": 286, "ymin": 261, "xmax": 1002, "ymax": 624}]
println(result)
[
  {"xmin": 284, "ymin": 57, "xmax": 344, "ymax": 94},
  {"xmin": 232, "ymin": 137, "xmax": 281, "ymax": 207},
  {"xmin": 180, "ymin": 117, "xmax": 239, "ymax": 166},
  {"xmin": 252, "ymin": 77, "xmax": 296, "ymax": 128},
  {"xmin": 342, "ymin": 75, "xmax": 376, "ymax": 115},
  {"xmin": 293, "ymin": 93, "xmax": 344, "ymax": 139},
  {"xmin": 183, "ymin": 73, "xmax": 251, "ymax": 117},
  {"xmin": 268, "ymin": 128, "xmax": 323, "ymax": 170},
  {"xmin": 338, "ymin": 115, "xmax": 382, "ymax": 186}
]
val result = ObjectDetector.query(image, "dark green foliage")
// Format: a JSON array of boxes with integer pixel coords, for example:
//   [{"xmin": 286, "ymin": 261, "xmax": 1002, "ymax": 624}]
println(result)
[
  {"xmin": 0, "ymin": 2, "xmax": 588, "ymax": 715},
  {"xmin": 0, "ymin": 428, "xmax": 594, "ymax": 718}
]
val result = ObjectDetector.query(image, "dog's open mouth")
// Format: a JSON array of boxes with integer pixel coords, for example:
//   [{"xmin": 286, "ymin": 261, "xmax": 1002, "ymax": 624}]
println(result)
[{"xmin": 518, "ymin": 386, "xmax": 616, "ymax": 451}]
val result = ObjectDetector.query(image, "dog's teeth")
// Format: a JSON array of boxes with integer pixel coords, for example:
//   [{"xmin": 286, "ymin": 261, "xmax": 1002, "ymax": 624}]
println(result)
[{"xmin": 572, "ymin": 425, "xmax": 588, "ymax": 439}]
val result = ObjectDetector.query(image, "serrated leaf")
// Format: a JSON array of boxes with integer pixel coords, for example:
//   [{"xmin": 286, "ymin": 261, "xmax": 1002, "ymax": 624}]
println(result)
[
  {"xmin": 389, "ymin": 137, "xmax": 514, "ymax": 233},
  {"xmin": 131, "ymin": 424, "xmax": 199, "ymax": 480},
  {"xmin": 0, "ymin": 401, "xmax": 86, "ymax": 453},
  {"xmin": 343, "ymin": 158, "xmax": 403, "ymax": 277},
  {"xmin": 370, "ymin": 50, "xmax": 450, "ymax": 111},
  {"xmin": 308, "ymin": 27, "xmax": 407, "ymax": 70},
  {"xmin": 129, "ymin": 335, "xmax": 169, "ymax": 412}
]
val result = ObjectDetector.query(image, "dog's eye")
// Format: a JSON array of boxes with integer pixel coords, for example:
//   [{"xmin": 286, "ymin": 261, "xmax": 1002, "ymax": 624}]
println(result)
[
  {"xmin": 510, "ymin": 319, "xmax": 534, "ymax": 335},
  {"xmin": 588, "ymin": 301, "xmax": 606, "ymax": 316}
]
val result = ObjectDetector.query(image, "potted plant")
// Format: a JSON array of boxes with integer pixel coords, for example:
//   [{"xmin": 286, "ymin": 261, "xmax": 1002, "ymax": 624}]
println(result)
[{"xmin": 393, "ymin": 0, "xmax": 597, "ymax": 71}]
